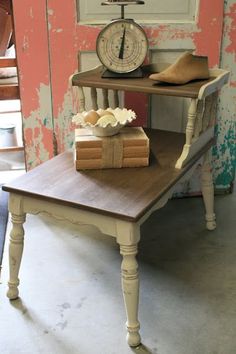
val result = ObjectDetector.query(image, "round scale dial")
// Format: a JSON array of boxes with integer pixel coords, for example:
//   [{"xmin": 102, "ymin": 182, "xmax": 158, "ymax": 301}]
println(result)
[{"xmin": 96, "ymin": 19, "xmax": 148, "ymax": 74}]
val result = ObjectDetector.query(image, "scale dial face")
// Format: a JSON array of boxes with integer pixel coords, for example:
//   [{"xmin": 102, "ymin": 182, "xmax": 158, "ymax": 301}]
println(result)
[{"xmin": 96, "ymin": 19, "xmax": 148, "ymax": 74}]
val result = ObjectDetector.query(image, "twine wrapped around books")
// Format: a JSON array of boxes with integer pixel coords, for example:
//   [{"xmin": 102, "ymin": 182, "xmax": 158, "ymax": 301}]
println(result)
[
  {"xmin": 102, "ymin": 135, "xmax": 123, "ymax": 168},
  {"xmin": 75, "ymin": 127, "xmax": 149, "ymax": 170}
]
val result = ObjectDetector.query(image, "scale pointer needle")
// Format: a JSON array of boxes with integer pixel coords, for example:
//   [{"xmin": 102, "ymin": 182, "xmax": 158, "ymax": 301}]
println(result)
[{"xmin": 118, "ymin": 27, "xmax": 126, "ymax": 59}]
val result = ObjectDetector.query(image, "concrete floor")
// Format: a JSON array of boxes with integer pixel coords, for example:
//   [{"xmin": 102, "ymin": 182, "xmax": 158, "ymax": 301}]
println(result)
[{"xmin": 0, "ymin": 189, "xmax": 236, "ymax": 354}]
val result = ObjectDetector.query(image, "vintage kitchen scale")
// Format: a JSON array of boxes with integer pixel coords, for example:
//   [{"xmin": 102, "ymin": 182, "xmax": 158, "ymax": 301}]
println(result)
[{"xmin": 96, "ymin": 1, "xmax": 149, "ymax": 78}]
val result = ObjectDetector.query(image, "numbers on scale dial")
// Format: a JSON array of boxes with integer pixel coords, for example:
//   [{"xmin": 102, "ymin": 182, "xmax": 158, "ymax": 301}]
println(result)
[{"xmin": 96, "ymin": 19, "xmax": 148, "ymax": 73}]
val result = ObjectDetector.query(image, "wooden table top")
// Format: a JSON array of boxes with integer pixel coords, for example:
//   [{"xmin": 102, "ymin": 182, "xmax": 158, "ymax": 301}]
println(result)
[
  {"xmin": 72, "ymin": 68, "xmax": 215, "ymax": 99},
  {"xmin": 3, "ymin": 129, "xmax": 213, "ymax": 222}
]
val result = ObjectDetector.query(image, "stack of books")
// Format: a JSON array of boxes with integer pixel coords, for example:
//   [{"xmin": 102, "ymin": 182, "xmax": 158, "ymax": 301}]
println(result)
[{"xmin": 74, "ymin": 127, "xmax": 149, "ymax": 170}]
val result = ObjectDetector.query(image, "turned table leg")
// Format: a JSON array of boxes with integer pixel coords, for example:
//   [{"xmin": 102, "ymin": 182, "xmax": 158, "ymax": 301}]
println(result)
[
  {"xmin": 7, "ymin": 212, "xmax": 26, "ymax": 300},
  {"xmin": 201, "ymin": 151, "xmax": 216, "ymax": 230},
  {"xmin": 119, "ymin": 243, "xmax": 141, "ymax": 347}
]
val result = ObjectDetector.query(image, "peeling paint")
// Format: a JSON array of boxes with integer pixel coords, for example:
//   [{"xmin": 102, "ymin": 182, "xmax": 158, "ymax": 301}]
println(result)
[
  {"xmin": 47, "ymin": 8, "xmax": 54, "ymax": 16},
  {"xmin": 76, "ymin": 25, "xmax": 100, "ymax": 52},
  {"xmin": 22, "ymin": 36, "xmax": 29, "ymax": 52},
  {"xmin": 22, "ymin": 84, "xmax": 54, "ymax": 169},
  {"xmin": 193, "ymin": 0, "xmax": 223, "ymax": 66},
  {"xmin": 224, "ymin": 3, "xmax": 236, "ymax": 58},
  {"xmin": 212, "ymin": 0, "xmax": 236, "ymax": 190},
  {"xmin": 29, "ymin": 7, "xmax": 33, "ymax": 19},
  {"xmin": 213, "ymin": 120, "xmax": 236, "ymax": 187},
  {"xmin": 13, "ymin": 0, "xmax": 51, "ymax": 117}
]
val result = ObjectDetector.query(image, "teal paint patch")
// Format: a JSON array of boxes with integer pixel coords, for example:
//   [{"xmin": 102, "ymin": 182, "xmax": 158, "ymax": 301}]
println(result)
[
  {"xmin": 55, "ymin": 90, "xmax": 77, "ymax": 152},
  {"xmin": 213, "ymin": 120, "xmax": 236, "ymax": 188},
  {"xmin": 28, "ymin": 161, "xmax": 34, "ymax": 169}
]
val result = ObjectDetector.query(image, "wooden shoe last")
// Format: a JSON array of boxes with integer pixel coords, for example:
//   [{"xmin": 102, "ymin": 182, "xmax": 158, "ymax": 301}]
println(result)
[{"xmin": 149, "ymin": 52, "xmax": 210, "ymax": 85}]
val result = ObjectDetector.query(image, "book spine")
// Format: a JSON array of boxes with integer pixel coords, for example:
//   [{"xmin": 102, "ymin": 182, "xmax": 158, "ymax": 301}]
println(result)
[
  {"xmin": 123, "ymin": 139, "xmax": 148, "ymax": 147},
  {"xmin": 76, "ymin": 146, "xmax": 149, "ymax": 159},
  {"xmin": 75, "ymin": 141, "xmax": 102, "ymax": 148},
  {"xmin": 77, "ymin": 140, "xmax": 148, "ymax": 148},
  {"xmin": 76, "ymin": 148, "xmax": 102, "ymax": 159},
  {"xmin": 122, "ymin": 157, "xmax": 149, "ymax": 167},
  {"xmin": 123, "ymin": 146, "xmax": 149, "ymax": 158},
  {"xmin": 75, "ymin": 159, "xmax": 102, "ymax": 170}
]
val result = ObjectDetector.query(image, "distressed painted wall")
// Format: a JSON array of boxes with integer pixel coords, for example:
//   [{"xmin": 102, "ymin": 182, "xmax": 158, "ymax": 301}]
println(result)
[
  {"xmin": 12, "ymin": 0, "xmax": 235, "ymax": 191},
  {"xmin": 12, "ymin": 0, "xmax": 54, "ymax": 169},
  {"xmin": 213, "ymin": 0, "xmax": 236, "ymax": 191}
]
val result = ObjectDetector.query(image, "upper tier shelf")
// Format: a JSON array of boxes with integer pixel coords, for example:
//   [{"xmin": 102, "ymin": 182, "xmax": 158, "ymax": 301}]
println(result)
[{"xmin": 72, "ymin": 65, "xmax": 230, "ymax": 99}]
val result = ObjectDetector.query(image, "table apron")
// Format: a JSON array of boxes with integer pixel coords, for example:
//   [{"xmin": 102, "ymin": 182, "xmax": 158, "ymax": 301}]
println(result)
[{"xmin": 8, "ymin": 193, "xmax": 141, "ymax": 246}]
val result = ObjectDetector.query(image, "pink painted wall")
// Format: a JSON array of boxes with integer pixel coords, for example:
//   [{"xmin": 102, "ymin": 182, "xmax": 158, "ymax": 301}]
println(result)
[
  {"xmin": 12, "ymin": 0, "xmax": 235, "ymax": 189},
  {"xmin": 12, "ymin": 0, "xmax": 54, "ymax": 169},
  {"xmin": 213, "ymin": 0, "xmax": 236, "ymax": 190}
]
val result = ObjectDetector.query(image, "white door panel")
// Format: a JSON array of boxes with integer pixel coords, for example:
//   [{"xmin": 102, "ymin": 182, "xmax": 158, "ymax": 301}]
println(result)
[{"xmin": 78, "ymin": 0, "xmax": 197, "ymax": 23}]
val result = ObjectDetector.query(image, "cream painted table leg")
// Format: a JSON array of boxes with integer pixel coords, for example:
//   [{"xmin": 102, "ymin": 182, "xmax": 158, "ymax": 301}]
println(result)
[
  {"xmin": 116, "ymin": 221, "xmax": 141, "ymax": 347},
  {"xmin": 120, "ymin": 244, "xmax": 140, "ymax": 347},
  {"xmin": 7, "ymin": 194, "xmax": 26, "ymax": 300},
  {"xmin": 201, "ymin": 151, "xmax": 216, "ymax": 230}
]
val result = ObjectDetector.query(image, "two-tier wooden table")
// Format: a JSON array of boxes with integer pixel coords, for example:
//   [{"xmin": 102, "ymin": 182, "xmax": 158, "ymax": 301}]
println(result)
[{"xmin": 3, "ymin": 66, "xmax": 229, "ymax": 347}]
